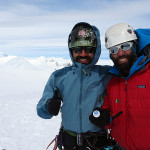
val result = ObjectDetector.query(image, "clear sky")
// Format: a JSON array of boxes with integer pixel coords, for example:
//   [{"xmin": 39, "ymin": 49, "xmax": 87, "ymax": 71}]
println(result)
[{"xmin": 0, "ymin": 0, "xmax": 150, "ymax": 58}]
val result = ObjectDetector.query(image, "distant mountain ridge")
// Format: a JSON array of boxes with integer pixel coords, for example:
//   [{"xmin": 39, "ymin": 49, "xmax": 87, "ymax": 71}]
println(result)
[
  {"xmin": 0, "ymin": 51, "xmax": 113, "ymax": 69},
  {"xmin": 0, "ymin": 51, "xmax": 8, "ymax": 57},
  {"xmin": 0, "ymin": 52, "xmax": 72, "ymax": 70}
]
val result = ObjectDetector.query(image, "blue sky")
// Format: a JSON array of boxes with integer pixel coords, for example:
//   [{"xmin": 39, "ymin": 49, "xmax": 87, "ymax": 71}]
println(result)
[{"xmin": 0, "ymin": 0, "xmax": 150, "ymax": 58}]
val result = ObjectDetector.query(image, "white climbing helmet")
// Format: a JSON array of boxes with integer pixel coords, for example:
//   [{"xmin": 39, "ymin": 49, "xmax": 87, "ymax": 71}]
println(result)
[{"xmin": 105, "ymin": 23, "xmax": 137, "ymax": 49}]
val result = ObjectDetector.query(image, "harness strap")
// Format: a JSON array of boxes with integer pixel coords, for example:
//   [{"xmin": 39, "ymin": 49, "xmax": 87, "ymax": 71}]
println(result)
[
  {"xmin": 85, "ymin": 136, "xmax": 106, "ymax": 150},
  {"xmin": 62, "ymin": 130, "xmax": 108, "ymax": 150},
  {"xmin": 85, "ymin": 132, "xmax": 103, "ymax": 150},
  {"xmin": 64, "ymin": 129, "xmax": 77, "ymax": 136},
  {"xmin": 64, "ymin": 129, "xmax": 95, "ymax": 138}
]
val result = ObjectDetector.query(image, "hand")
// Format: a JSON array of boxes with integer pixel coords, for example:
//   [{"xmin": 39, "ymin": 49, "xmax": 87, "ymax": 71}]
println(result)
[
  {"xmin": 89, "ymin": 107, "xmax": 110, "ymax": 128},
  {"xmin": 47, "ymin": 90, "xmax": 61, "ymax": 116}
]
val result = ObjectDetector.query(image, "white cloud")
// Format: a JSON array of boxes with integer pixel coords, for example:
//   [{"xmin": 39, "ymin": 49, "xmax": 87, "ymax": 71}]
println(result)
[{"xmin": 0, "ymin": 0, "xmax": 149, "ymax": 57}]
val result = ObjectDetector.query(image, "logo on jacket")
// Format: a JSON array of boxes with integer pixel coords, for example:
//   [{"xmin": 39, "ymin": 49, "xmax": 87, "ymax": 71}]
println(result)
[
  {"xmin": 137, "ymin": 85, "xmax": 146, "ymax": 88},
  {"xmin": 116, "ymin": 99, "xmax": 119, "ymax": 103}
]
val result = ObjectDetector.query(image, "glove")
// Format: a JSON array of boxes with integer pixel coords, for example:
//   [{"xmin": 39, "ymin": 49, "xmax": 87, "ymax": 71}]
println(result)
[
  {"xmin": 89, "ymin": 107, "xmax": 110, "ymax": 128},
  {"xmin": 46, "ymin": 90, "xmax": 61, "ymax": 116}
]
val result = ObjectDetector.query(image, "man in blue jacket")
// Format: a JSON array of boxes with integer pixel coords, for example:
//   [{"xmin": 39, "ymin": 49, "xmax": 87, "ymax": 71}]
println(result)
[{"xmin": 37, "ymin": 22, "xmax": 113, "ymax": 150}]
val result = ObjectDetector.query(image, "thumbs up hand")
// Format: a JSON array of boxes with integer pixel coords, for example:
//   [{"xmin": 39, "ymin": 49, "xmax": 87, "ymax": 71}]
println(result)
[{"xmin": 46, "ymin": 90, "xmax": 61, "ymax": 116}]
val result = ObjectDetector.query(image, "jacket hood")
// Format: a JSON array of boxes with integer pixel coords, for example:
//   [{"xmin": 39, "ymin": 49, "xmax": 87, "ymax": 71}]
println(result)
[
  {"xmin": 135, "ymin": 29, "xmax": 150, "ymax": 54},
  {"xmin": 68, "ymin": 22, "xmax": 101, "ymax": 69}
]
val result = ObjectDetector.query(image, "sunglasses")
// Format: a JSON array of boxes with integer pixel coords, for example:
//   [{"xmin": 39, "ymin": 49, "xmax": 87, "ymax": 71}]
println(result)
[
  {"xmin": 109, "ymin": 42, "xmax": 133, "ymax": 54},
  {"xmin": 72, "ymin": 47, "xmax": 96, "ymax": 54}
]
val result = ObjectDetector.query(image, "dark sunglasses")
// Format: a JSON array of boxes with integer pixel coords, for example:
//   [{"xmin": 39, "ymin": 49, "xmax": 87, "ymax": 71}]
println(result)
[
  {"xmin": 109, "ymin": 42, "xmax": 133, "ymax": 54},
  {"xmin": 72, "ymin": 47, "xmax": 96, "ymax": 54}
]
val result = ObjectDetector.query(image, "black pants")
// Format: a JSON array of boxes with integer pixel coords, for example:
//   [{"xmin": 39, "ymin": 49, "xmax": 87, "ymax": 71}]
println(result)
[{"xmin": 61, "ymin": 130, "xmax": 116, "ymax": 150}]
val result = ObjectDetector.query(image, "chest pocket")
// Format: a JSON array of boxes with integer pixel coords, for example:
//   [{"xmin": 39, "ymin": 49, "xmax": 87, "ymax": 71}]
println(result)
[{"xmin": 127, "ymin": 72, "xmax": 150, "ymax": 108}]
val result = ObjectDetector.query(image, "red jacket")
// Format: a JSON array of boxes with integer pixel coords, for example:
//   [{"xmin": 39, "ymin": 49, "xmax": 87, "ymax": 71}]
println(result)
[{"xmin": 102, "ymin": 62, "xmax": 150, "ymax": 150}]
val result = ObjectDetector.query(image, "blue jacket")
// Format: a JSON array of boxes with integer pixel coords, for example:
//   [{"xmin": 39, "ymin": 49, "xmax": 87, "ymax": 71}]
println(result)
[
  {"xmin": 37, "ymin": 24, "xmax": 112, "ymax": 133},
  {"xmin": 109, "ymin": 28, "xmax": 150, "ymax": 79}
]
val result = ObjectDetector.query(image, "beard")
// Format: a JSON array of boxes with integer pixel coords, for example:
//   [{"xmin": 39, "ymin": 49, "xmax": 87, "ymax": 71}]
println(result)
[
  {"xmin": 76, "ymin": 56, "xmax": 93, "ymax": 64},
  {"xmin": 111, "ymin": 52, "xmax": 135, "ymax": 76}
]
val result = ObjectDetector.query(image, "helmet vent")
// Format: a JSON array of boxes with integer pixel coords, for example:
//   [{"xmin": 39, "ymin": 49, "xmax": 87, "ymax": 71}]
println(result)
[{"xmin": 127, "ymin": 29, "xmax": 132, "ymax": 34}]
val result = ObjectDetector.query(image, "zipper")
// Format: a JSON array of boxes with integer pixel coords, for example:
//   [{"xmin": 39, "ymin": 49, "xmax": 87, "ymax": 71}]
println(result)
[
  {"xmin": 79, "ymin": 69, "xmax": 83, "ymax": 132},
  {"xmin": 79, "ymin": 68, "xmax": 88, "ymax": 132},
  {"xmin": 125, "ymin": 79, "xmax": 128, "ymax": 145},
  {"xmin": 125, "ymin": 80, "xmax": 127, "ymax": 91},
  {"xmin": 82, "ymin": 69, "xmax": 88, "ymax": 76}
]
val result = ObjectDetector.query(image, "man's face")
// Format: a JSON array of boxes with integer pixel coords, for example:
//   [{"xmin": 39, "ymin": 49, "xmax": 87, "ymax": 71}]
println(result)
[
  {"xmin": 72, "ymin": 47, "xmax": 95, "ymax": 65},
  {"xmin": 111, "ymin": 48, "xmax": 135, "ymax": 73}
]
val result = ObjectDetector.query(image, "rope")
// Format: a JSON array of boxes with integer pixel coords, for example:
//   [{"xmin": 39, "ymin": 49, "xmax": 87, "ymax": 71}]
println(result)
[{"xmin": 46, "ymin": 135, "xmax": 58, "ymax": 150}]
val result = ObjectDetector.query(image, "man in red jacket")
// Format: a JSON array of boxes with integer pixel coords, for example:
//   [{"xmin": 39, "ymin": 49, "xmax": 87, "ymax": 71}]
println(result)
[{"xmin": 89, "ymin": 23, "xmax": 150, "ymax": 150}]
